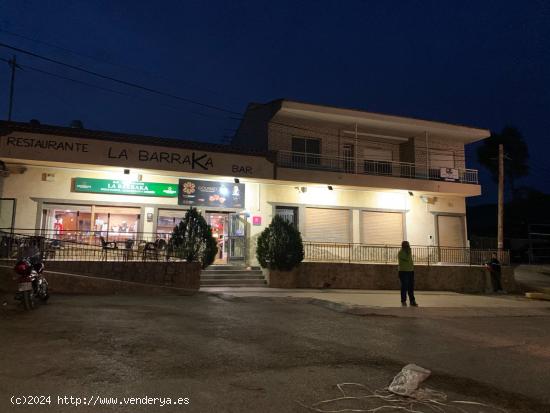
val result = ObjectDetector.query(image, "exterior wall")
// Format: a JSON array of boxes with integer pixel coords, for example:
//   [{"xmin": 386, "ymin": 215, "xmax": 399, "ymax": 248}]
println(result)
[
  {"xmin": 0, "ymin": 162, "xmax": 467, "ymax": 268},
  {"xmin": 247, "ymin": 183, "xmax": 466, "ymax": 265},
  {"xmin": 413, "ymin": 135, "xmax": 466, "ymax": 170},
  {"xmin": 1, "ymin": 166, "xmax": 182, "ymax": 232},
  {"xmin": 268, "ymin": 262, "xmax": 517, "ymax": 293},
  {"xmin": 268, "ymin": 116, "xmax": 400, "ymax": 161}
]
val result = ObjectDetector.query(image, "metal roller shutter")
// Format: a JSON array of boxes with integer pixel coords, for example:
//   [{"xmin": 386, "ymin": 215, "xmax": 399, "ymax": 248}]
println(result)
[
  {"xmin": 361, "ymin": 211, "xmax": 403, "ymax": 245},
  {"xmin": 305, "ymin": 207, "xmax": 350, "ymax": 242},
  {"xmin": 437, "ymin": 215, "xmax": 465, "ymax": 247}
]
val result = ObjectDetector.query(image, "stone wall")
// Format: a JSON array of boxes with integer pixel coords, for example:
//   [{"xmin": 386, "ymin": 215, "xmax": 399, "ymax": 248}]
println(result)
[
  {"xmin": 0, "ymin": 260, "xmax": 201, "ymax": 295},
  {"xmin": 269, "ymin": 262, "xmax": 517, "ymax": 293}
]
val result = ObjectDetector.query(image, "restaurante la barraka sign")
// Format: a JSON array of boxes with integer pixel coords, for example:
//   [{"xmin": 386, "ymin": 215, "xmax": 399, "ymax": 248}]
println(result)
[
  {"xmin": 178, "ymin": 179, "xmax": 245, "ymax": 208},
  {"xmin": 74, "ymin": 178, "xmax": 178, "ymax": 197}
]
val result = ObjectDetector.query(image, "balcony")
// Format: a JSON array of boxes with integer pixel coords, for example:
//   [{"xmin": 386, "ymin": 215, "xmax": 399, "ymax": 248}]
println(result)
[{"xmin": 276, "ymin": 150, "xmax": 478, "ymax": 184}]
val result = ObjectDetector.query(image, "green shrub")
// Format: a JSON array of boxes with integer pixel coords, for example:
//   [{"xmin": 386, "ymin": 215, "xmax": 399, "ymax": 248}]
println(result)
[
  {"xmin": 170, "ymin": 208, "xmax": 218, "ymax": 269},
  {"xmin": 256, "ymin": 215, "xmax": 304, "ymax": 271}
]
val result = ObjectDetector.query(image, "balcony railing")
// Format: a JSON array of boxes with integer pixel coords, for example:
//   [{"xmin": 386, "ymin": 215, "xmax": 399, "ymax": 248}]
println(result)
[
  {"xmin": 303, "ymin": 241, "xmax": 510, "ymax": 266},
  {"xmin": 277, "ymin": 151, "xmax": 479, "ymax": 184}
]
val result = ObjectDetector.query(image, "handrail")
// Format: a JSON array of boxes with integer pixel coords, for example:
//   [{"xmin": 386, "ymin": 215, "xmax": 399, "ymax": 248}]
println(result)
[
  {"xmin": 276, "ymin": 150, "xmax": 479, "ymax": 184},
  {"xmin": 302, "ymin": 241, "xmax": 509, "ymax": 266}
]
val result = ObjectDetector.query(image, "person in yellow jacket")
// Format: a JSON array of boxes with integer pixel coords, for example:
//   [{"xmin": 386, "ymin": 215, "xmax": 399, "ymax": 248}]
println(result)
[{"xmin": 398, "ymin": 241, "xmax": 418, "ymax": 307}]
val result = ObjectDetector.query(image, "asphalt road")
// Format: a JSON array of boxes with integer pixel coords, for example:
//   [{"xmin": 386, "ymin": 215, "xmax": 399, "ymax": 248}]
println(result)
[{"xmin": 1, "ymin": 294, "xmax": 549, "ymax": 413}]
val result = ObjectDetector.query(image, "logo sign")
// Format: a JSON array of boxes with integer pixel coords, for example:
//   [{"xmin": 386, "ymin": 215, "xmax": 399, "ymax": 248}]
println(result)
[
  {"xmin": 440, "ymin": 168, "xmax": 459, "ymax": 182},
  {"xmin": 178, "ymin": 179, "xmax": 245, "ymax": 208},
  {"xmin": 74, "ymin": 178, "xmax": 179, "ymax": 197}
]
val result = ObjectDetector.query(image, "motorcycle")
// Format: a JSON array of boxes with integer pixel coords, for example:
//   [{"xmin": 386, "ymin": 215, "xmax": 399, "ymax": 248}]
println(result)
[{"xmin": 14, "ymin": 255, "xmax": 49, "ymax": 311}]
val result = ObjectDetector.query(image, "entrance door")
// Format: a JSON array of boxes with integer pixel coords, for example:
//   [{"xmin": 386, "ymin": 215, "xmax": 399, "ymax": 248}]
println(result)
[
  {"xmin": 342, "ymin": 144, "xmax": 355, "ymax": 173},
  {"xmin": 207, "ymin": 213, "xmax": 229, "ymax": 264},
  {"xmin": 228, "ymin": 213, "xmax": 247, "ymax": 262}
]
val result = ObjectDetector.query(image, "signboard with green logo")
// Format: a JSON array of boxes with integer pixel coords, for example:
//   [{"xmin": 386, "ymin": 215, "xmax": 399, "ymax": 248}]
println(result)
[{"xmin": 74, "ymin": 178, "xmax": 178, "ymax": 197}]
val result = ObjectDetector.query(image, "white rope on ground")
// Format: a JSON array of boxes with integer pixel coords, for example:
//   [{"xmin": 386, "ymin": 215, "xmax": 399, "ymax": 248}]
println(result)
[{"xmin": 296, "ymin": 382, "xmax": 509, "ymax": 413}]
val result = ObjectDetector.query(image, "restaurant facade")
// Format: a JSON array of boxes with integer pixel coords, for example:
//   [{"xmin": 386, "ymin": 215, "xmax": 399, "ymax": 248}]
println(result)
[{"xmin": 0, "ymin": 100, "xmax": 490, "ymax": 266}]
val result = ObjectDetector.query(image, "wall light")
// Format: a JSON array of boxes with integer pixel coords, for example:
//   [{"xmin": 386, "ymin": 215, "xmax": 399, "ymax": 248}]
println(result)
[
  {"xmin": 124, "ymin": 169, "xmax": 131, "ymax": 175},
  {"xmin": 328, "ymin": 185, "xmax": 333, "ymax": 191},
  {"xmin": 234, "ymin": 178, "xmax": 240, "ymax": 184},
  {"xmin": 408, "ymin": 191, "xmax": 414, "ymax": 197}
]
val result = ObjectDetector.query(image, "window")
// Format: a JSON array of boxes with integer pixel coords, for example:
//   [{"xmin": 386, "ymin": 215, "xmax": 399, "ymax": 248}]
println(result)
[
  {"xmin": 41, "ymin": 204, "xmax": 140, "ymax": 243},
  {"xmin": 275, "ymin": 206, "xmax": 298, "ymax": 228},
  {"xmin": 157, "ymin": 209, "xmax": 186, "ymax": 235},
  {"xmin": 292, "ymin": 137, "xmax": 321, "ymax": 166}
]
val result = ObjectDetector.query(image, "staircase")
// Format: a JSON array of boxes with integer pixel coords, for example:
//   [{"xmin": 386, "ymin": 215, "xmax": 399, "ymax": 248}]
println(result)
[{"xmin": 201, "ymin": 265, "xmax": 267, "ymax": 287}]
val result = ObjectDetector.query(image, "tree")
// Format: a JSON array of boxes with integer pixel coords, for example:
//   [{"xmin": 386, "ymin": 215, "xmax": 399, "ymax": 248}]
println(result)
[
  {"xmin": 256, "ymin": 215, "xmax": 304, "ymax": 271},
  {"xmin": 477, "ymin": 126, "xmax": 529, "ymax": 197},
  {"xmin": 170, "ymin": 208, "xmax": 218, "ymax": 269}
]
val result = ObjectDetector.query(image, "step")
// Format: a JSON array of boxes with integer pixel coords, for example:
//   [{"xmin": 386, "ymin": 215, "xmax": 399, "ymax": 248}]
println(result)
[
  {"xmin": 201, "ymin": 274, "xmax": 265, "ymax": 280},
  {"xmin": 201, "ymin": 269, "xmax": 263, "ymax": 275},
  {"xmin": 207, "ymin": 265, "xmax": 261, "ymax": 271},
  {"xmin": 205, "ymin": 267, "xmax": 261, "ymax": 272},
  {"xmin": 201, "ymin": 279, "xmax": 267, "ymax": 286},
  {"xmin": 202, "ymin": 284, "xmax": 269, "ymax": 288}
]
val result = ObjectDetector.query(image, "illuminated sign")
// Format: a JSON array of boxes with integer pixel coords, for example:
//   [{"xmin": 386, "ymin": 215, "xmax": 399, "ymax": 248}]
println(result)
[
  {"xmin": 178, "ymin": 179, "xmax": 245, "ymax": 208},
  {"xmin": 74, "ymin": 178, "xmax": 178, "ymax": 197}
]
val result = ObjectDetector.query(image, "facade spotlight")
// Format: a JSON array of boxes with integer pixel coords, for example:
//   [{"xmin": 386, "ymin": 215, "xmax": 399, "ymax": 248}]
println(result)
[
  {"xmin": 408, "ymin": 191, "xmax": 414, "ymax": 196},
  {"xmin": 328, "ymin": 185, "xmax": 333, "ymax": 191},
  {"xmin": 234, "ymin": 178, "xmax": 240, "ymax": 184}
]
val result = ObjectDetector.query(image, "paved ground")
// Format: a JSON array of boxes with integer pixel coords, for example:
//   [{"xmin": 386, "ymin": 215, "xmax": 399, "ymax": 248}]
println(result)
[
  {"xmin": 1, "ymin": 293, "xmax": 550, "ymax": 413},
  {"xmin": 515, "ymin": 264, "xmax": 550, "ymax": 292}
]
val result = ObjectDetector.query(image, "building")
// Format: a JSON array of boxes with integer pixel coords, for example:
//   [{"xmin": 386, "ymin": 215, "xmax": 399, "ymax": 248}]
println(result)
[{"xmin": 0, "ymin": 99, "xmax": 489, "ymax": 266}]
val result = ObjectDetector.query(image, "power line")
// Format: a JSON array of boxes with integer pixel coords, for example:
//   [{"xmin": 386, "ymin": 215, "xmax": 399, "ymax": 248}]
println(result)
[
  {"xmin": 0, "ymin": 41, "xmax": 241, "ymax": 116},
  {"xmin": 1, "ymin": 55, "xmax": 238, "ymax": 126},
  {"xmin": 0, "ymin": 28, "xmax": 246, "ymax": 105}
]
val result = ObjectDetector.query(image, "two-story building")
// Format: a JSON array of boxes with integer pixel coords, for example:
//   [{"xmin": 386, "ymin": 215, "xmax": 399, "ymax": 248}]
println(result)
[
  {"xmin": 234, "ymin": 99, "xmax": 487, "ymax": 254},
  {"xmin": 0, "ymin": 99, "xmax": 489, "ymax": 267}
]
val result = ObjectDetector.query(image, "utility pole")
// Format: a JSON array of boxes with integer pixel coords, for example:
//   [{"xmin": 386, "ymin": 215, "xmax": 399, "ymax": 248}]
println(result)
[
  {"xmin": 7, "ymin": 55, "xmax": 17, "ymax": 121},
  {"xmin": 497, "ymin": 144, "xmax": 504, "ymax": 258}
]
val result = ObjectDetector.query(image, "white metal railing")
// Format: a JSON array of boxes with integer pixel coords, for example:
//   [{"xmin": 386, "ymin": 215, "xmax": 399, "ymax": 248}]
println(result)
[
  {"xmin": 303, "ymin": 241, "xmax": 510, "ymax": 265},
  {"xmin": 276, "ymin": 151, "xmax": 478, "ymax": 184}
]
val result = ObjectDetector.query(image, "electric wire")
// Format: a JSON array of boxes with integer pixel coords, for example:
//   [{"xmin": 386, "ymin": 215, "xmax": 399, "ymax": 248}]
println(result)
[
  {"xmin": 0, "ymin": 28, "xmax": 246, "ymax": 104},
  {"xmin": 0, "ymin": 41, "xmax": 242, "ymax": 115}
]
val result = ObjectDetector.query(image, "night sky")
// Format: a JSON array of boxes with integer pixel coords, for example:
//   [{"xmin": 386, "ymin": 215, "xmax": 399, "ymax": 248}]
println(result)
[{"xmin": 1, "ymin": 0, "xmax": 549, "ymax": 204}]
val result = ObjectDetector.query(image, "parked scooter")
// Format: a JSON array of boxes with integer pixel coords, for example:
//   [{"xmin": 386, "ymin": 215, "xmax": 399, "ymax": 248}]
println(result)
[{"xmin": 13, "ymin": 239, "xmax": 49, "ymax": 311}]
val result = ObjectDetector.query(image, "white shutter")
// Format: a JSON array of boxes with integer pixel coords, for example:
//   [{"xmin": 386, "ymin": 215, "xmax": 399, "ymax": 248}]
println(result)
[
  {"xmin": 364, "ymin": 147, "xmax": 393, "ymax": 161},
  {"xmin": 361, "ymin": 211, "xmax": 403, "ymax": 245},
  {"xmin": 305, "ymin": 208, "xmax": 350, "ymax": 242},
  {"xmin": 437, "ymin": 215, "xmax": 465, "ymax": 247}
]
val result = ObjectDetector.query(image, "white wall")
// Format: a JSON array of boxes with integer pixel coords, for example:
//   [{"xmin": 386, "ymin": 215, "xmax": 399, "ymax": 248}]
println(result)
[{"xmin": 0, "ymin": 163, "xmax": 467, "ymax": 266}]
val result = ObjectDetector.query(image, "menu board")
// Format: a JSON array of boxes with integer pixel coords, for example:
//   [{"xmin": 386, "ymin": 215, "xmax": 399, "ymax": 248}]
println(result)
[{"xmin": 178, "ymin": 179, "xmax": 245, "ymax": 208}]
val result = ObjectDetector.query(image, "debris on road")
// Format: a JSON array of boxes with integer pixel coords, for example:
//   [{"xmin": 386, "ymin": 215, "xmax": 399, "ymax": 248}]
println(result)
[
  {"xmin": 388, "ymin": 363, "xmax": 431, "ymax": 398},
  {"xmin": 297, "ymin": 366, "xmax": 510, "ymax": 412}
]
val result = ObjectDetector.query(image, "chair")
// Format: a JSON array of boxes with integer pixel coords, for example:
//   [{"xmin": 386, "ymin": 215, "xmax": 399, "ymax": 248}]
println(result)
[
  {"xmin": 123, "ymin": 239, "xmax": 135, "ymax": 262},
  {"xmin": 100, "ymin": 236, "xmax": 117, "ymax": 261}
]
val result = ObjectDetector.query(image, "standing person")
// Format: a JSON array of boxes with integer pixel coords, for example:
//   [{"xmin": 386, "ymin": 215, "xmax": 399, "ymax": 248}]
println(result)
[
  {"xmin": 486, "ymin": 252, "xmax": 503, "ymax": 293},
  {"xmin": 398, "ymin": 241, "xmax": 418, "ymax": 307}
]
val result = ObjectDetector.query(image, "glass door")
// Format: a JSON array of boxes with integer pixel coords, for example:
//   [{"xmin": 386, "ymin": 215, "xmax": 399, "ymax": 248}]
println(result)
[
  {"xmin": 41, "ymin": 204, "xmax": 92, "ymax": 242},
  {"xmin": 342, "ymin": 143, "xmax": 355, "ymax": 173},
  {"xmin": 228, "ymin": 213, "xmax": 247, "ymax": 262},
  {"xmin": 206, "ymin": 212, "xmax": 229, "ymax": 264}
]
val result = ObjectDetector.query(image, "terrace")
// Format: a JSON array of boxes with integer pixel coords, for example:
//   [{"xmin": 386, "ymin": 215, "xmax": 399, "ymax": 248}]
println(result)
[{"xmin": 276, "ymin": 150, "xmax": 479, "ymax": 185}]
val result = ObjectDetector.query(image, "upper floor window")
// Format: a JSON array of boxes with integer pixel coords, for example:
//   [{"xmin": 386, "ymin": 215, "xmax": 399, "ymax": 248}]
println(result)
[{"xmin": 291, "ymin": 137, "xmax": 321, "ymax": 166}]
